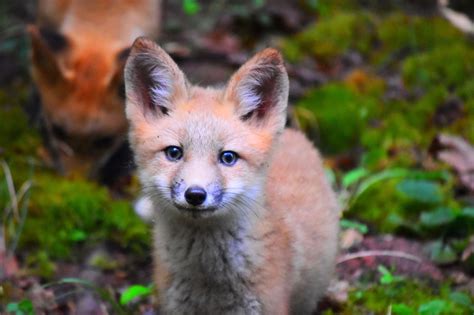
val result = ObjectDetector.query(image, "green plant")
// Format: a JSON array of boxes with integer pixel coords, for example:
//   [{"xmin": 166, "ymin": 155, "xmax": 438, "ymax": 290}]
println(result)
[
  {"xmin": 340, "ymin": 219, "xmax": 368, "ymax": 234},
  {"xmin": 120, "ymin": 284, "xmax": 154, "ymax": 305},
  {"xmin": 6, "ymin": 299, "xmax": 34, "ymax": 315},
  {"xmin": 342, "ymin": 280, "xmax": 472, "ymax": 314},
  {"xmin": 182, "ymin": 0, "xmax": 200, "ymax": 15},
  {"xmin": 377, "ymin": 265, "xmax": 403, "ymax": 285}
]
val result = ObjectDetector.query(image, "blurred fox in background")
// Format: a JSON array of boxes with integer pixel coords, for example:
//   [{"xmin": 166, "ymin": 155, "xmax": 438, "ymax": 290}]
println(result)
[{"xmin": 28, "ymin": 0, "xmax": 161, "ymax": 184}]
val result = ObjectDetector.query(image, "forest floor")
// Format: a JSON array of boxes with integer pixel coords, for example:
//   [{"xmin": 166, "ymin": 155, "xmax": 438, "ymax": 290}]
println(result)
[{"xmin": 1, "ymin": 1, "xmax": 474, "ymax": 314}]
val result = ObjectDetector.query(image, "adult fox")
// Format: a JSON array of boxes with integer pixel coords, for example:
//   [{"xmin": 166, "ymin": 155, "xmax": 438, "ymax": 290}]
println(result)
[{"xmin": 28, "ymin": 0, "xmax": 161, "ymax": 182}]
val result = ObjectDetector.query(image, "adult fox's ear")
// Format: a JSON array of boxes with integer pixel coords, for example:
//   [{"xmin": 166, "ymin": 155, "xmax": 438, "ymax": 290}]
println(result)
[
  {"xmin": 124, "ymin": 37, "xmax": 187, "ymax": 119},
  {"xmin": 27, "ymin": 25, "xmax": 68, "ymax": 83},
  {"xmin": 224, "ymin": 48, "xmax": 289, "ymax": 133}
]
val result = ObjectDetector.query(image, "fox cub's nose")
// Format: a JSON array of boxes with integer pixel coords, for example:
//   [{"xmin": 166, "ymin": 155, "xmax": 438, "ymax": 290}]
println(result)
[{"xmin": 185, "ymin": 186, "xmax": 207, "ymax": 206}]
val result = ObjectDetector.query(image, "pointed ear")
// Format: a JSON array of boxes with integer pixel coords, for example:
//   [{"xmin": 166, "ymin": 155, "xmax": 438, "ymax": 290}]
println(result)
[
  {"xmin": 124, "ymin": 37, "xmax": 187, "ymax": 118},
  {"xmin": 27, "ymin": 25, "xmax": 68, "ymax": 83},
  {"xmin": 224, "ymin": 48, "xmax": 289, "ymax": 132}
]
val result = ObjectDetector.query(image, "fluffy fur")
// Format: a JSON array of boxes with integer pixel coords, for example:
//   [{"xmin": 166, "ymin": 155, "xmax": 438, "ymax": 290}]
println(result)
[{"xmin": 125, "ymin": 37, "xmax": 339, "ymax": 314}]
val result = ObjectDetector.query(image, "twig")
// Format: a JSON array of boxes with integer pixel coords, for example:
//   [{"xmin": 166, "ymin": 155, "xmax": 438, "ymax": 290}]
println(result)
[{"xmin": 337, "ymin": 250, "xmax": 422, "ymax": 264}]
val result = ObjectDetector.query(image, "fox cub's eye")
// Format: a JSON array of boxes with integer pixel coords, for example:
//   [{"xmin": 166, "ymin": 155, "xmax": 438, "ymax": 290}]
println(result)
[
  {"xmin": 164, "ymin": 146, "xmax": 183, "ymax": 161},
  {"xmin": 219, "ymin": 151, "xmax": 239, "ymax": 166}
]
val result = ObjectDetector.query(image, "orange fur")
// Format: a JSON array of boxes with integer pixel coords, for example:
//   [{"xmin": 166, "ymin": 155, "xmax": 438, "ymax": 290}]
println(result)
[
  {"xmin": 29, "ymin": 0, "xmax": 161, "ymax": 175},
  {"xmin": 126, "ymin": 38, "xmax": 339, "ymax": 314}
]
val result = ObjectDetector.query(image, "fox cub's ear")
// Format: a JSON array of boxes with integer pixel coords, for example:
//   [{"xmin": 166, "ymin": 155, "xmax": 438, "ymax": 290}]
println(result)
[
  {"xmin": 225, "ymin": 48, "xmax": 289, "ymax": 132},
  {"xmin": 124, "ymin": 37, "xmax": 187, "ymax": 118}
]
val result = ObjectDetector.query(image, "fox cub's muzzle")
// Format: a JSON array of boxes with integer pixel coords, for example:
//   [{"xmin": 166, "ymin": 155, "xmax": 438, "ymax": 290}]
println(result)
[{"xmin": 184, "ymin": 186, "xmax": 207, "ymax": 206}]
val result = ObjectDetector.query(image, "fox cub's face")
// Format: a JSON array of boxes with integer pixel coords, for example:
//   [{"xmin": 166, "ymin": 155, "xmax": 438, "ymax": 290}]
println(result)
[{"xmin": 125, "ymin": 38, "xmax": 289, "ymax": 219}]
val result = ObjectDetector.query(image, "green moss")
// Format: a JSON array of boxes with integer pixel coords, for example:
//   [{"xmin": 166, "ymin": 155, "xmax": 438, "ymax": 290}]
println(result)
[
  {"xmin": 306, "ymin": 0, "xmax": 359, "ymax": 15},
  {"xmin": 88, "ymin": 250, "xmax": 120, "ymax": 271},
  {"xmin": 296, "ymin": 83, "xmax": 379, "ymax": 154},
  {"xmin": 18, "ymin": 173, "xmax": 150, "ymax": 260},
  {"xmin": 282, "ymin": 11, "xmax": 376, "ymax": 63},
  {"xmin": 25, "ymin": 251, "xmax": 56, "ymax": 279},
  {"xmin": 282, "ymin": 9, "xmax": 469, "ymax": 67},
  {"xmin": 375, "ymin": 13, "xmax": 466, "ymax": 64},
  {"xmin": 331, "ymin": 280, "xmax": 473, "ymax": 315},
  {"xmin": 402, "ymin": 45, "xmax": 474, "ymax": 90},
  {"xmin": 0, "ymin": 95, "xmax": 40, "ymax": 158}
]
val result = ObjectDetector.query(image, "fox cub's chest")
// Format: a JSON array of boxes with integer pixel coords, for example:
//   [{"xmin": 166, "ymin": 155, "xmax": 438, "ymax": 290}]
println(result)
[{"xmin": 156, "ymin": 227, "xmax": 262, "ymax": 314}]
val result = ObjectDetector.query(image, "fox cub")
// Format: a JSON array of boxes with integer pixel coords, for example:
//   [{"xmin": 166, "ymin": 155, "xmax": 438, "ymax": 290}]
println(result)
[
  {"xmin": 28, "ymin": 0, "xmax": 161, "ymax": 179},
  {"xmin": 125, "ymin": 37, "xmax": 339, "ymax": 314}
]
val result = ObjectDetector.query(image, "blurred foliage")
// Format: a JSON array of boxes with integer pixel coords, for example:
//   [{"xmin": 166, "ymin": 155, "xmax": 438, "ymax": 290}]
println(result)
[
  {"xmin": 285, "ymin": 1, "xmax": 474, "ymax": 274},
  {"xmin": 0, "ymin": 102, "xmax": 150, "ymax": 278},
  {"xmin": 0, "ymin": 92, "xmax": 39, "ymax": 157},
  {"xmin": 283, "ymin": 12, "xmax": 376, "ymax": 63}
]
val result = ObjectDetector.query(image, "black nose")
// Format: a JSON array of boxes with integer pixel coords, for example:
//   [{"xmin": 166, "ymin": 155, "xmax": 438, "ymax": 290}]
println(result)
[{"xmin": 184, "ymin": 186, "xmax": 207, "ymax": 206}]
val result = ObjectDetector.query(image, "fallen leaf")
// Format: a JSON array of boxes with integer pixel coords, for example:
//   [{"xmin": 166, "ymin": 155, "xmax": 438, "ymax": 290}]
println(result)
[
  {"xmin": 340, "ymin": 229, "xmax": 364, "ymax": 250},
  {"xmin": 430, "ymin": 134, "xmax": 474, "ymax": 191}
]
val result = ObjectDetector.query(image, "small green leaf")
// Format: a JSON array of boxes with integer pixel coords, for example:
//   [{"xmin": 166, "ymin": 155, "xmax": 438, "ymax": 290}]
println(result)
[
  {"xmin": 378, "ymin": 265, "xmax": 393, "ymax": 284},
  {"xmin": 378, "ymin": 265, "xmax": 403, "ymax": 285},
  {"xmin": 392, "ymin": 303, "xmax": 415, "ymax": 315},
  {"xmin": 397, "ymin": 179, "xmax": 442, "ymax": 204},
  {"xmin": 342, "ymin": 167, "xmax": 369, "ymax": 188},
  {"xmin": 6, "ymin": 303, "xmax": 19, "ymax": 312},
  {"xmin": 420, "ymin": 207, "xmax": 456, "ymax": 227},
  {"xmin": 449, "ymin": 291, "xmax": 472, "ymax": 307},
  {"xmin": 70, "ymin": 229, "xmax": 87, "ymax": 242},
  {"xmin": 461, "ymin": 207, "xmax": 474, "ymax": 218},
  {"xmin": 351, "ymin": 168, "xmax": 448, "ymax": 204},
  {"xmin": 6, "ymin": 299, "xmax": 34, "ymax": 315},
  {"xmin": 418, "ymin": 300, "xmax": 447, "ymax": 315},
  {"xmin": 120, "ymin": 284, "xmax": 153, "ymax": 305},
  {"xmin": 182, "ymin": 0, "xmax": 200, "ymax": 15},
  {"xmin": 340, "ymin": 219, "xmax": 368, "ymax": 234},
  {"xmin": 426, "ymin": 241, "xmax": 457, "ymax": 265}
]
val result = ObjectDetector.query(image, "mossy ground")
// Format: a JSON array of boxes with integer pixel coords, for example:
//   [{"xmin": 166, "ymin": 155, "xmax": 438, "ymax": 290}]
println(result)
[
  {"xmin": 327, "ymin": 279, "xmax": 473, "ymax": 314},
  {"xmin": 284, "ymin": 3, "xmax": 474, "ymax": 228},
  {"xmin": 282, "ymin": 2, "xmax": 474, "ymax": 313}
]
